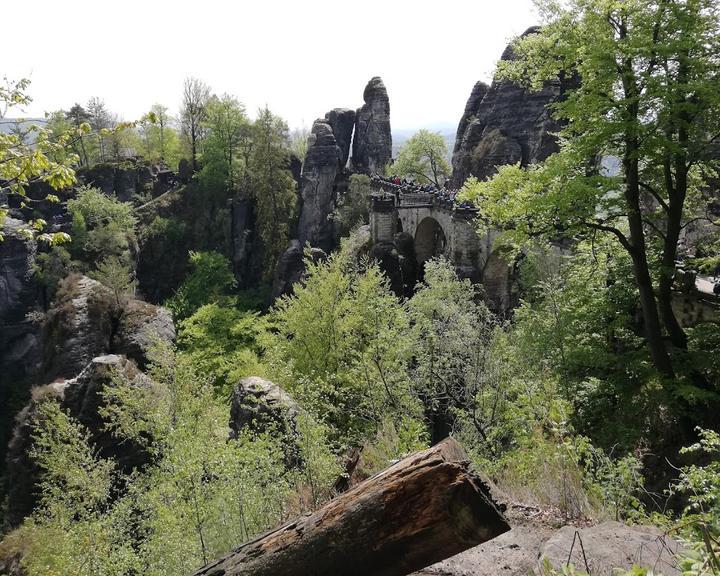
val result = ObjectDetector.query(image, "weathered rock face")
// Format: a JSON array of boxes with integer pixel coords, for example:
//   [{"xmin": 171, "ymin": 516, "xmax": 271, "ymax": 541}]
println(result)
[
  {"xmin": 41, "ymin": 274, "xmax": 176, "ymax": 380},
  {"xmin": 62, "ymin": 355, "xmax": 155, "ymax": 469},
  {"xmin": 0, "ymin": 223, "xmax": 42, "ymax": 501},
  {"xmin": 369, "ymin": 231, "xmax": 418, "ymax": 298},
  {"xmin": 4, "ymin": 355, "xmax": 157, "ymax": 529},
  {"xmin": 325, "ymin": 108, "xmax": 356, "ymax": 168},
  {"xmin": 229, "ymin": 376, "xmax": 301, "ymax": 466},
  {"xmin": 230, "ymin": 197, "xmax": 264, "ymax": 289},
  {"xmin": 271, "ymin": 240, "xmax": 326, "ymax": 301},
  {"xmin": 77, "ymin": 161, "xmax": 172, "ymax": 202},
  {"xmin": 352, "ymin": 77, "xmax": 392, "ymax": 174},
  {"xmin": 111, "ymin": 299, "xmax": 175, "ymax": 368},
  {"xmin": 450, "ymin": 27, "xmax": 568, "ymax": 189},
  {"xmin": 296, "ymin": 119, "xmax": 344, "ymax": 252},
  {"xmin": 0, "ymin": 218, "xmax": 41, "ymax": 386},
  {"xmin": 452, "ymin": 81, "xmax": 490, "ymax": 159},
  {"xmin": 41, "ymin": 275, "xmax": 115, "ymax": 381}
]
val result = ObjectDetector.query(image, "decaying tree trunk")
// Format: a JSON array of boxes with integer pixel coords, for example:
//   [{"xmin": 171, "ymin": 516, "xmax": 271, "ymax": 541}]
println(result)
[{"xmin": 193, "ymin": 437, "xmax": 510, "ymax": 576}]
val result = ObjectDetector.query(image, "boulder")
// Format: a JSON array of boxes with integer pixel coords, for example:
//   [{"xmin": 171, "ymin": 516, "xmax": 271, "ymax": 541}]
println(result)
[
  {"xmin": 352, "ymin": 77, "xmax": 392, "ymax": 174},
  {"xmin": 229, "ymin": 376, "xmax": 299, "ymax": 437},
  {"xmin": 450, "ymin": 27, "xmax": 570, "ymax": 188},
  {"xmin": 296, "ymin": 119, "xmax": 344, "ymax": 252},
  {"xmin": 414, "ymin": 520, "xmax": 683, "ymax": 576},
  {"xmin": 229, "ymin": 376, "xmax": 301, "ymax": 466},
  {"xmin": 416, "ymin": 526, "xmax": 554, "ymax": 576},
  {"xmin": 111, "ymin": 299, "xmax": 175, "ymax": 368}
]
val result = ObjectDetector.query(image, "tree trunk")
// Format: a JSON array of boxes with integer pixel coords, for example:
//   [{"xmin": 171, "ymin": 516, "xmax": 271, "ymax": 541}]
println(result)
[
  {"xmin": 657, "ymin": 195, "xmax": 687, "ymax": 350},
  {"xmin": 192, "ymin": 438, "xmax": 510, "ymax": 576},
  {"xmin": 625, "ymin": 165, "xmax": 675, "ymax": 378}
]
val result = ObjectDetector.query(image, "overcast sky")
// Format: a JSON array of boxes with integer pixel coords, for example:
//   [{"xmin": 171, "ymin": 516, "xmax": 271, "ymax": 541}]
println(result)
[{"xmin": 5, "ymin": 0, "xmax": 540, "ymax": 130}]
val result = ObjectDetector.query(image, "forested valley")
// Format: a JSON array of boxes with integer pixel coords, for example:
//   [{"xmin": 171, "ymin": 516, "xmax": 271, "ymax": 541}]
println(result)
[{"xmin": 1, "ymin": 1, "xmax": 719, "ymax": 575}]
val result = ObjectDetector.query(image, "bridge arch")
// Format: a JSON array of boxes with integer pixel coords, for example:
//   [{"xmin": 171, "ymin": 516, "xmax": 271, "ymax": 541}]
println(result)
[{"xmin": 414, "ymin": 216, "xmax": 447, "ymax": 265}]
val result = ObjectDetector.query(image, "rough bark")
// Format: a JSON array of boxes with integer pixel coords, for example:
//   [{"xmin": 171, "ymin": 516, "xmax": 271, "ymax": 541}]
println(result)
[{"xmin": 192, "ymin": 437, "xmax": 510, "ymax": 576}]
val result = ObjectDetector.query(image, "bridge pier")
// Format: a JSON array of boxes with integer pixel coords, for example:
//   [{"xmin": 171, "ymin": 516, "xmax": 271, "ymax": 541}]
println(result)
[{"xmin": 370, "ymin": 194, "xmax": 397, "ymax": 244}]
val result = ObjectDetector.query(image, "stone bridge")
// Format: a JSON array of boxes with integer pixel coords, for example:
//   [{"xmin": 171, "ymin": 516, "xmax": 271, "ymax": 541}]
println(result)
[{"xmin": 369, "ymin": 179, "xmax": 515, "ymax": 312}]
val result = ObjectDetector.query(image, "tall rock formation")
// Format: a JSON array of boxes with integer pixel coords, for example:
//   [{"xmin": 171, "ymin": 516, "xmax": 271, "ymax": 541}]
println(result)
[
  {"xmin": 450, "ymin": 27, "xmax": 568, "ymax": 188},
  {"xmin": 275, "ymin": 79, "xmax": 391, "ymax": 299},
  {"xmin": 296, "ymin": 119, "xmax": 344, "ymax": 252},
  {"xmin": 352, "ymin": 77, "xmax": 392, "ymax": 174}
]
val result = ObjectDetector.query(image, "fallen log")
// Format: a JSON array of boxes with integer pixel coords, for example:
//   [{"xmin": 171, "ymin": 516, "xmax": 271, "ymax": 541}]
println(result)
[{"xmin": 193, "ymin": 437, "xmax": 510, "ymax": 576}]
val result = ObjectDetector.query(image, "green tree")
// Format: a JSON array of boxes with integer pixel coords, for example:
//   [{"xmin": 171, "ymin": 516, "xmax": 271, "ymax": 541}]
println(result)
[
  {"xmin": 0, "ymin": 77, "xmax": 83, "ymax": 244},
  {"xmin": 176, "ymin": 303, "xmax": 267, "ymax": 394},
  {"xmin": 150, "ymin": 103, "xmax": 172, "ymax": 161},
  {"xmin": 90, "ymin": 255, "xmax": 135, "ymax": 307},
  {"xmin": 165, "ymin": 251, "xmax": 236, "ymax": 320},
  {"xmin": 393, "ymin": 129, "xmax": 450, "ymax": 187},
  {"xmin": 65, "ymin": 103, "xmax": 91, "ymax": 166},
  {"xmin": 333, "ymin": 173, "xmax": 372, "ymax": 237},
  {"xmin": 181, "ymin": 77, "xmax": 211, "ymax": 172},
  {"xmin": 200, "ymin": 95, "xmax": 252, "ymax": 193},
  {"xmin": 407, "ymin": 258, "xmax": 500, "ymax": 444},
  {"xmin": 268, "ymin": 241, "xmax": 417, "ymax": 443},
  {"xmin": 86, "ymin": 96, "xmax": 113, "ymax": 163},
  {"xmin": 461, "ymin": 0, "xmax": 720, "ymax": 378},
  {"xmin": 66, "ymin": 186, "xmax": 137, "ymax": 268},
  {"xmin": 249, "ymin": 107, "xmax": 297, "ymax": 279}
]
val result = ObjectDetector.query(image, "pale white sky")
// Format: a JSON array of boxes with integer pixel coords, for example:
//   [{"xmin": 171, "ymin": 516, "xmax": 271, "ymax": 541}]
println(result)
[{"xmin": 4, "ymin": 0, "xmax": 540, "ymax": 130}]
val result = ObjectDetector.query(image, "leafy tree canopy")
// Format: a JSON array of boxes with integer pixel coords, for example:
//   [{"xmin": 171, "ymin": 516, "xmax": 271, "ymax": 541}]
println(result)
[{"xmin": 393, "ymin": 129, "xmax": 450, "ymax": 187}]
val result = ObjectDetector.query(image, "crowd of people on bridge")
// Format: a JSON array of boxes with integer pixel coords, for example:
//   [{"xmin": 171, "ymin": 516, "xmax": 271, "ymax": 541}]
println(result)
[{"xmin": 370, "ymin": 174, "xmax": 475, "ymax": 210}]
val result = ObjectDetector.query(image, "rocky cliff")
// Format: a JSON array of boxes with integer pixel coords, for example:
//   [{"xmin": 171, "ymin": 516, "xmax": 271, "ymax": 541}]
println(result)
[
  {"xmin": 450, "ymin": 27, "xmax": 569, "ymax": 189},
  {"xmin": 275, "ymin": 78, "xmax": 390, "ymax": 298},
  {"xmin": 3, "ymin": 354, "xmax": 161, "ymax": 528},
  {"xmin": 296, "ymin": 118, "xmax": 346, "ymax": 252},
  {"xmin": 352, "ymin": 77, "xmax": 392, "ymax": 175}
]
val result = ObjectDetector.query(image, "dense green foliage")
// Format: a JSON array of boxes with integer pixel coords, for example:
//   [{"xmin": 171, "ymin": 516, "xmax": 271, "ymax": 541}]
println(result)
[
  {"xmin": 392, "ymin": 129, "xmax": 450, "ymax": 187},
  {"xmin": 165, "ymin": 251, "xmax": 236, "ymax": 320},
  {"xmin": 0, "ymin": 344, "xmax": 337, "ymax": 576},
  {"xmin": 66, "ymin": 186, "xmax": 137, "ymax": 266},
  {"xmin": 268, "ymin": 240, "xmax": 419, "ymax": 443},
  {"xmin": 3, "ymin": 3, "xmax": 720, "ymax": 574},
  {"xmin": 250, "ymin": 107, "xmax": 297, "ymax": 278},
  {"xmin": 333, "ymin": 173, "xmax": 372, "ymax": 237},
  {"xmin": 461, "ymin": 0, "xmax": 720, "ymax": 379}
]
